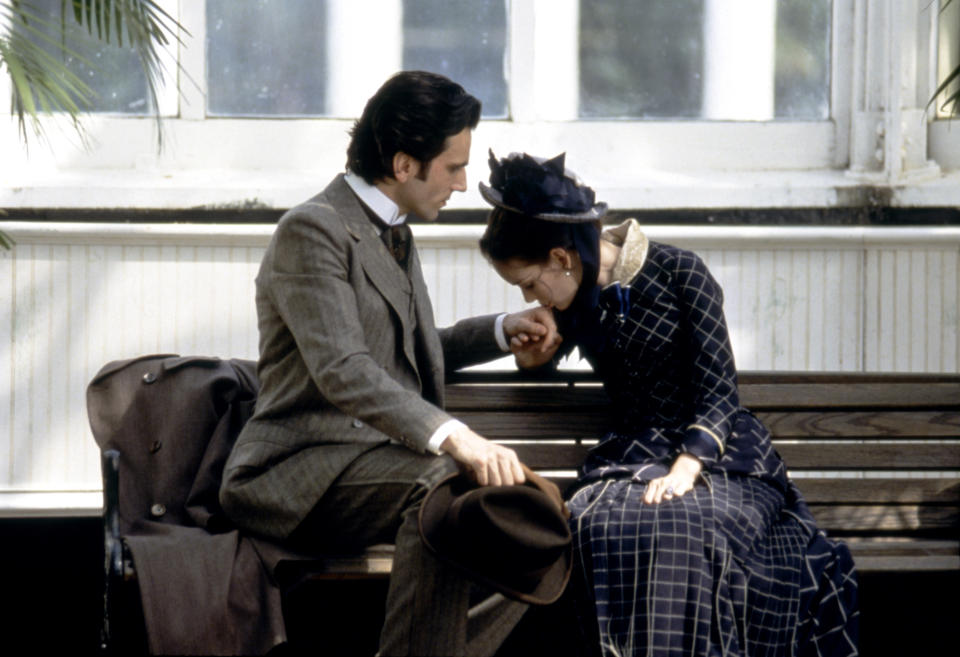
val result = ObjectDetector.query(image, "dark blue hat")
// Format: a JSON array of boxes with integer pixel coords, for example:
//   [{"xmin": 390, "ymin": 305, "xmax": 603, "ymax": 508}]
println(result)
[{"xmin": 479, "ymin": 150, "xmax": 608, "ymax": 222}]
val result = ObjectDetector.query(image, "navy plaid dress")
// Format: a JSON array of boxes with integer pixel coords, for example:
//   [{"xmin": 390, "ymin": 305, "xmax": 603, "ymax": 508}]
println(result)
[{"xmin": 564, "ymin": 236, "xmax": 859, "ymax": 656}]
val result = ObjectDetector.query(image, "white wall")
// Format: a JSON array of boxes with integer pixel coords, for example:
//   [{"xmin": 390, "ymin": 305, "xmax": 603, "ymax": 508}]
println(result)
[{"xmin": 1, "ymin": 221, "xmax": 958, "ymax": 516}]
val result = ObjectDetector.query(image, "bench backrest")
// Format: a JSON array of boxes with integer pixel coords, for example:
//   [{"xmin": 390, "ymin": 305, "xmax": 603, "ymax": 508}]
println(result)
[{"xmin": 445, "ymin": 371, "xmax": 960, "ymax": 540}]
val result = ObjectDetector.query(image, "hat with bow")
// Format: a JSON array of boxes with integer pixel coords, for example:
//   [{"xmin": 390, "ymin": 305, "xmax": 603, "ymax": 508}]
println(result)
[{"xmin": 478, "ymin": 149, "xmax": 608, "ymax": 222}]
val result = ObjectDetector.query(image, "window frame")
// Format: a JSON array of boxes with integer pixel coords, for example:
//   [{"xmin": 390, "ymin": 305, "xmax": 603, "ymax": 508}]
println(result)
[{"xmin": 1, "ymin": 0, "xmax": 958, "ymax": 213}]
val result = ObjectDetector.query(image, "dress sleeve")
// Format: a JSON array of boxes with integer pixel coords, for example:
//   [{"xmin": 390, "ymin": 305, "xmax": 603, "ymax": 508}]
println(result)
[{"xmin": 672, "ymin": 250, "xmax": 739, "ymax": 467}]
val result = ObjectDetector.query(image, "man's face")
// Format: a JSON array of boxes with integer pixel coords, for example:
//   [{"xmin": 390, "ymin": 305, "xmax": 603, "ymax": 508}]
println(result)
[{"xmin": 394, "ymin": 128, "xmax": 471, "ymax": 221}]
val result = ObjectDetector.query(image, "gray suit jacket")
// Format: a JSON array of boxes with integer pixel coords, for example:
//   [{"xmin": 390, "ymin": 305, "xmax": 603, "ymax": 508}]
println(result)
[{"xmin": 220, "ymin": 174, "xmax": 503, "ymax": 538}]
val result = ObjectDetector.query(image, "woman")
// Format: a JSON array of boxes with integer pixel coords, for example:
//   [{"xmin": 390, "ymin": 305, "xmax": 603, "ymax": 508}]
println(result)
[{"xmin": 478, "ymin": 151, "xmax": 858, "ymax": 657}]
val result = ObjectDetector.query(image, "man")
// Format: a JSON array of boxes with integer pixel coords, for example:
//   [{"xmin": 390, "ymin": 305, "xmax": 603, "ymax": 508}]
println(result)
[{"xmin": 219, "ymin": 71, "xmax": 557, "ymax": 656}]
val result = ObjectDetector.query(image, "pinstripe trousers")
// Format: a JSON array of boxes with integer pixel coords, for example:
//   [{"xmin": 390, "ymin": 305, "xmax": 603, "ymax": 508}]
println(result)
[{"xmin": 290, "ymin": 444, "xmax": 528, "ymax": 657}]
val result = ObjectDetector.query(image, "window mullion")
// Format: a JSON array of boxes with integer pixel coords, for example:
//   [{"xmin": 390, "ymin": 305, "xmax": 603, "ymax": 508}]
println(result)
[
  {"xmin": 702, "ymin": 0, "xmax": 777, "ymax": 120},
  {"xmin": 507, "ymin": 0, "xmax": 536, "ymax": 122},
  {"xmin": 177, "ymin": 0, "xmax": 206, "ymax": 120},
  {"xmin": 508, "ymin": 0, "xmax": 579, "ymax": 122},
  {"xmin": 831, "ymin": 0, "xmax": 855, "ymax": 168},
  {"xmin": 848, "ymin": 0, "xmax": 940, "ymax": 180},
  {"xmin": 531, "ymin": 0, "xmax": 579, "ymax": 121},
  {"xmin": 325, "ymin": 0, "xmax": 402, "ymax": 117}
]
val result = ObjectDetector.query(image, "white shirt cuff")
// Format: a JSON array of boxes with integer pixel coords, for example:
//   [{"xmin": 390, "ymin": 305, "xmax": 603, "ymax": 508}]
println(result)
[
  {"xmin": 427, "ymin": 419, "xmax": 466, "ymax": 454},
  {"xmin": 494, "ymin": 313, "xmax": 510, "ymax": 352}
]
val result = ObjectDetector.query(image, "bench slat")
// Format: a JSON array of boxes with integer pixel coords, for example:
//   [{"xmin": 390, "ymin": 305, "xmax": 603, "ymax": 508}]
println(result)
[
  {"xmin": 777, "ymin": 443, "xmax": 960, "ymax": 469},
  {"xmin": 453, "ymin": 406, "xmax": 959, "ymax": 443},
  {"xmin": 740, "ymin": 382, "xmax": 960, "ymax": 410},
  {"xmin": 448, "ymin": 380, "xmax": 960, "ymax": 412},
  {"xmin": 794, "ymin": 478, "xmax": 960, "ymax": 504},
  {"xmin": 737, "ymin": 372, "xmax": 960, "ymax": 385},
  {"xmin": 810, "ymin": 504, "xmax": 959, "ymax": 532},
  {"xmin": 543, "ymin": 474, "xmax": 960, "ymax": 506},
  {"xmin": 544, "ymin": 474, "xmax": 960, "ymax": 509},
  {"xmin": 446, "ymin": 385, "xmax": 608, "ymax": 410},
  {"xmin": 759, "ymin": 411, "xmax": 960, "ymax": 438},
  {"xmin": 456, "ymin": 412, "xmax": 604, "ymax": 440},
  {"xmin": 492, "ymin": 439, "xmax": 960, "ymax": 470}
]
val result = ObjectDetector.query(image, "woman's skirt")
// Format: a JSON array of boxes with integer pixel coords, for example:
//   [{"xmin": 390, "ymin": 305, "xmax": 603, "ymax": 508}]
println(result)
[{"xmin": 567, "ymin": 473, "xmax": 858, "ymax": 657}]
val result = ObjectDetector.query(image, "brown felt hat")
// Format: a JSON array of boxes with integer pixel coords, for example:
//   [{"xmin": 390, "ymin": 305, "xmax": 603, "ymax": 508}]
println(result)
[{"xmin": 418, "ymin": 471, "xmax": 572, "ymax": 605}]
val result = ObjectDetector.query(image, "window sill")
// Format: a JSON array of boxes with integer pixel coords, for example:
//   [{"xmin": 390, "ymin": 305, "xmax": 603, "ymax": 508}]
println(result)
[{"xmin": 2, "ymin": 167, "xmax": 960, "ymax": 212}]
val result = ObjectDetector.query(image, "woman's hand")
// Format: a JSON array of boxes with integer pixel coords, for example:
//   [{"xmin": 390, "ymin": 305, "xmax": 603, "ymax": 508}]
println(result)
[
  {"xmin": 503, "ymin": 306, "xmax": 563, "ymax": 369},
  {"xmin": 643, "ymin": 453, "xmax": 702, "ymax": 504}
]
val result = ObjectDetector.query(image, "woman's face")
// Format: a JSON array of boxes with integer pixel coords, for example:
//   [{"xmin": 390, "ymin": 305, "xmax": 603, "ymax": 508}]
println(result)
[{"xmin": 492, "ymin": 248, "xmax": 582, "ymax": 311}]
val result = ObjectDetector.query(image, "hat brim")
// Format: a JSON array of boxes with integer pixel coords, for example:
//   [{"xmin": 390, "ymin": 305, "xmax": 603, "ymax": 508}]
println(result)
[
  {"xmin": 418, "ymin": 472, "xmax": 573, "ymax": 606},
  {"xmin": 479, "ymin": 182, "xmax": 608, "ymax": 223}
]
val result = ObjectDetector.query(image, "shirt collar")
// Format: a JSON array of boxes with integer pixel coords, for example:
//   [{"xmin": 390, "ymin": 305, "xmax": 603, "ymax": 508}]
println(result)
[{"xmin": 344, "ymin": 170, "xmax": 407, "ymax": 226}]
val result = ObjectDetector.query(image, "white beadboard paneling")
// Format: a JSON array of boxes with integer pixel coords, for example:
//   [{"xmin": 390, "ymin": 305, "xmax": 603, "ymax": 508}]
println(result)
[
  {"xmin": 46, "ymin": 245, "xmax": 70, "ymax": 489},
  {"xmin": 67, "ymin": 244, "xmax": 96, "ymax": 485},
  {"xmin": 806, "ymin": 250, "xmax": 826, "ymax": 370},
  {"xmin": 0, "ymin": 247, "xmax": 13, "ymax": 489},
  {"xmin": 730, "ymin": 249, "xmax": 761, "ymax": 370},
  {"xmin": 158, "ymin": 244, "xmax": 181, "ymax": 355},
  {"xmin": 944, "ymin": 249, "xmax": 960, "ymax": 372},
  {"xmin": 865, "ymin": 247, "xmax": 960, "ymax": 372},
  {"xmin": 1, "ymin": 222, "xmax": 959, "ymax": 515},
  {"xmin": 893, "ymin": 250, "xmax": 913, "ymax": 372},
  {"xmin": 909, "ymin": 250, "xmax": 927, "ymax": 371},
  {"xmin": 836, "ymin": 251, "xmax": 864, "ymax": 371},
  {"xmin": 926, "ymin": 250, "xmax": 944, "ymax": 371},
  {"xmin": 452, "ymin": 248, "xmax": 475, "ymax": 323}
]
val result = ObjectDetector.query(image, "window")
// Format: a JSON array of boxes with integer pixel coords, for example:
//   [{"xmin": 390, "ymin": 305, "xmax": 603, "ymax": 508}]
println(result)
[
  {"xmin": 206, "ymin": 1, "xmax": 330, "ymax": 117},
  {"xmin": 4, "ymin": 0, "xmax": 959, "ymax": 211},
  {"xmin": 203, "ymin": 0, "xmax": 508, "ymax": 119},
  {"xmin": 402, "ymin": 0, "xmax": 508, "ymax": 118},
  {"xmin": 17, "ymin": 0, "xmax": 830, "ymax": 123},
  {"xmin": 579, "ymin": 0, "xmax": 830, "ymax": 120}
]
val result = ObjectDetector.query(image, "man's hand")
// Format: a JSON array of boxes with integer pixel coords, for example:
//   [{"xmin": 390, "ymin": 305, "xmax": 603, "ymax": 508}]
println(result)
[
  {"xmin": 502, "ymin": 306, "xmax": 563, "ymax": 369},
  {"xmin": 441, "ymin": 426, "xmax": 526, "ymax": 486}
]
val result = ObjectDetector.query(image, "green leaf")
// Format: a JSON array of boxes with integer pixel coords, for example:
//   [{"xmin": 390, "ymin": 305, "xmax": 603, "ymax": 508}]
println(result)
[{"xmin": 1, "ymin": 0, "xmax": 189, "ymax": 149}]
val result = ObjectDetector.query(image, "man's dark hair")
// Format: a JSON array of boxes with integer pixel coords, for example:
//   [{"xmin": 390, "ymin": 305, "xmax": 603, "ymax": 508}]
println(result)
[{"xmin": 347, "ymin": 71, "xmax": 482, "ymax": 184}]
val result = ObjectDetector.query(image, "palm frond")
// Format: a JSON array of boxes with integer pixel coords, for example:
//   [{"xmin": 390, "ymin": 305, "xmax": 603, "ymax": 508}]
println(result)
[
  {"xmin": 1, "ymin": 0, "xmax": 187, "ymax": 148},
  {"xmin": 929, "ymin": 0, "xmax": 960, "ymax": 117},
  {"xmin": 1, "ymin": 13, "xmax": 95, "ymax": 141}
]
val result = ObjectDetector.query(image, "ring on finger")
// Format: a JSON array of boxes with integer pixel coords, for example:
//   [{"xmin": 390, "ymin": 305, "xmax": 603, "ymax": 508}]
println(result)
[{"xmin": 665, "ymin": 485, "xmax": 675, "ymax": 495}]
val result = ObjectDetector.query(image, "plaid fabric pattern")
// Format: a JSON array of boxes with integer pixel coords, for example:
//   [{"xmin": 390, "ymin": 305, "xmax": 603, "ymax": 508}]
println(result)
[{"xmin": 564, "ymin": 241, "xmax": 858, "ymax": 656}]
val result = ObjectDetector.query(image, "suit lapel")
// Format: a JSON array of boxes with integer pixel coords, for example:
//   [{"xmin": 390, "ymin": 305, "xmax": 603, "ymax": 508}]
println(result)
[
  {"xmin": 410, "ymin": 245, "xmax": 446, "ymax": 403},
  {"xmin": 325, "ymin": 176, "xmax": 420, "ymax": 372}
]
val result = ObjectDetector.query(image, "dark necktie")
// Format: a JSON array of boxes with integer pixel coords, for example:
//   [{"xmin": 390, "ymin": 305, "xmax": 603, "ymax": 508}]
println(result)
[
  {"xmin": 382, "ymin": 223, "xmax": 412, "ymax": 269},
  {"xmin": 357, "ymin": 200, "xmax": 412, "ymax": 269}
]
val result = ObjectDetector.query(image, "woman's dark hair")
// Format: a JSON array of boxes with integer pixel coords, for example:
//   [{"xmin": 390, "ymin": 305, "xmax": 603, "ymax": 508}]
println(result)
[
  {"xmin": 480, "ymin": 206, "xmax": 596, "ymax": 264},
  {"xmin": 347, "ymin": 71, "xmax": 482, "ymax": 184}
]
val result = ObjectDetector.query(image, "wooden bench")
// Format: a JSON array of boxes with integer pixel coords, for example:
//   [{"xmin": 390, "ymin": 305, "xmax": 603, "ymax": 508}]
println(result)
[{"xmin": 99, "ymin": 368, "xmax": 960, "ymax": 653}]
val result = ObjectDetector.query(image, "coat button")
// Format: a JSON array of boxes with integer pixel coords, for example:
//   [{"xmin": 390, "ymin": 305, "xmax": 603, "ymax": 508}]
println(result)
[
  {"xmin": 352, "ymin": 419, "xmax": 363, "ymax": 428},
  {"xmin": 150, "ymin": 503, "xmax": 166, "ymax": 517},
  {"xmin": 142, "ymin": 372, "xmax": 157, "ymax": 384}
]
